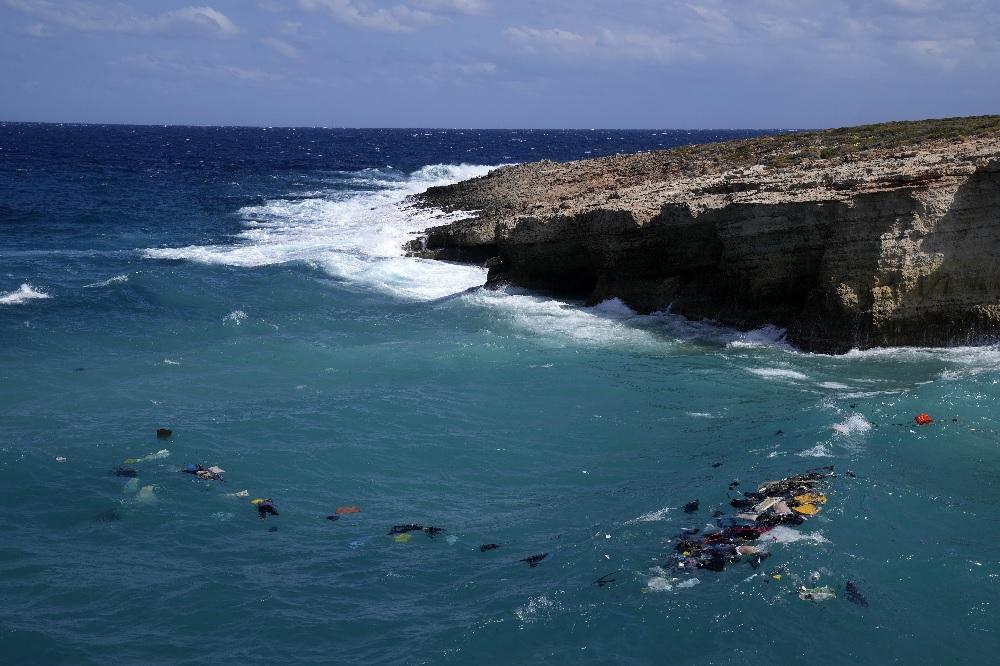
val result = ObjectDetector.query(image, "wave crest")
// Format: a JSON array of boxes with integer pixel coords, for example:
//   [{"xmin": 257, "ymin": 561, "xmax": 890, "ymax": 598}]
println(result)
[{"xmin": 0, "ymin": 283, "xmax": 51, "ymax": 305}]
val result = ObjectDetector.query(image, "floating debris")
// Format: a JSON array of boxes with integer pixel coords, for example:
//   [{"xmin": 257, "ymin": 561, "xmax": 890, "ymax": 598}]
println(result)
[
  {"xmin": 393, "ymin": 533, "xmax": 413, "ymax": 543},
  {"xmin": 388, "ymin": 524, "xmax": 424, "ymax": 535},
  {"xmin": 683, "ymin": 499, "xmax": 700, "ymax": 513},
  {"xmin": 335, "ymin": 506, "xmax": 361, "ymax": 515},
  {"xmin": 845, "ymin": 580, "xmax": 869, "ymax": 607},
  {"xmin": 799, "ymin": 585, "xmax": 837, "ymax": 602},
  {"xmin": 914, "ymin": 413, "xmax": 933, "ymax": 426},
  {"xmin": 325, "ymin": 515, "xmax": 340, "ymax": 522},
  {"xmin": 667, "ymin": 468, "xmax": 835, "ymax": 575},
  {"xmin": 114, "ymin": 467, "xmax": 138, "ymax": 477},
  {"xmin": 156, "ymin": 428, "xmax": 172, "ymax": 439},
  {"xmin": 479, "ymin": 543, "xmax": 500, "ymax": 552},
  {"xmin": 520, "ymin": 553, "xmax": 548, "ymax": 568},
  {"xmin": 594, "ymin": 571, "xmax": 620, "ymax": 587},
  {"xmin": 251, "ymin": 498, "xmax": 278, "ymax": 519},
  {"xmin": 136, "ymin": 485, "xmax": 156, "ymax": 503},
  {"xmin": 182, "ymin": 464, "xmax": 223, "ymax": 481}
]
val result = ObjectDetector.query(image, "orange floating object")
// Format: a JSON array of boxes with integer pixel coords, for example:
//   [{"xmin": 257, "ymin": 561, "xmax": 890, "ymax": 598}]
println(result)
[
  {"xmin": 335, "ymin": 506, "xmax": 361, "ymax": 515},
  {"xmin": 914, "ymin": 413, "xmax": 933, "ymax": 426}
]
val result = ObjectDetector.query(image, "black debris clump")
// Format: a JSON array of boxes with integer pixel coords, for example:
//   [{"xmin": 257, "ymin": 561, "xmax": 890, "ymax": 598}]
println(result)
[
  {"xmin": 388, "ymin": 524, "xmax": 424, "ymax": 535},
  {"xmin": 846, "ymin": 580, "xmax": 869, "ymax": 607},
  {"xmin": 594, "ymin": 571, "xmax": 620, "ymax": 587},
  {"xmin": 684, "ymin": 499, "xmax": 700, "ymax": 513},
  {"xmin": 520, "ymin": 553, "xmax": 548, "ymax": 568},
  {"xmin": 479, "ymin": 543, "xmax": 500, "ymax": 552}
]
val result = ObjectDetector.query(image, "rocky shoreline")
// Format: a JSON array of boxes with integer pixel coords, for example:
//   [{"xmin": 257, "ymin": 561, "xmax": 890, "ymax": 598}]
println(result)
[{"xmin": 405, "ymin": 117, "xmax": 1000, "ymax": 353}]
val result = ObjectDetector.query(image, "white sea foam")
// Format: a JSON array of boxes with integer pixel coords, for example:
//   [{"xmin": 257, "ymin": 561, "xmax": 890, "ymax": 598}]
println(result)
[
  {"xmin": 514, "ymin": 595, "xmax": 559, "ymax": 622},
  {"xmin": 726, "ymin": 325, "xmax": 789, "ymax": 349},
  {"xmin": 0, "ymin": 283, "xmax": 51, "ymax": 305},
  {"xmin": 223, "ymin": 310, "xmax": 248, "ymax": 326},
  {"xmin": 797, "ymin": 444, "xmax": 834, "ymax": 458},
  {"xmin": 832, "ymin": 413, "xmax": 872, "ymax": 436},
  {"xmin": 646, "ymin": 570, "xmax": 700, "ymax": 592},
  {"xmin": 748, "ymin": 367, "xmax": 810, "ymax": 381},
  {"xmin": 817, "ymin": 381, "xmax": 852, "ymax": 390},
  {"xmin": 626, "ymin": 506, "xmax": 675, "ymax": 524},
  {"xmin": 143, "ymin": 164, "xmax": 497, "ymax": 301},
  {"xmin": 83, "ymin": 274, "xmax": 129, "ymax": 288}
]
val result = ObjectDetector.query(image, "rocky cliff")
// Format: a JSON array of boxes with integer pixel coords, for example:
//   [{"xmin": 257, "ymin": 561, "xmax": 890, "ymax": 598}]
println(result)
[{"xmin": 405, "ymin": 117, "xmax": 1000, "ymax": 353}]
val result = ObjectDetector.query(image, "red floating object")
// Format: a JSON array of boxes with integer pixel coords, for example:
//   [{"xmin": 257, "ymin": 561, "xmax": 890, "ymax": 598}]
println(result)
[
  {"xmin": 914, "ymin": 413, "xmax": 933, "ymax": 426},
  {"xmin": 336, "ymin": 506, "xmax": 361, "ymax": 515}
]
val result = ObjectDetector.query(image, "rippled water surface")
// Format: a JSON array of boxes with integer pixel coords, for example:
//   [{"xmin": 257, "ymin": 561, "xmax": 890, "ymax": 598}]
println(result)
[{"xmin": 1, "ymin": 124, "xmax": 998, "ymax": 665}]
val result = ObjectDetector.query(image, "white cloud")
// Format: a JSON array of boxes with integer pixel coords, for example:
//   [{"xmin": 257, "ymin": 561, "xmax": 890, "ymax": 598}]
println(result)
[
  {"xmin": 505, "ymin": 26, "xmax": 587, "ymax": 52},
  {"xmin": 297, "ymin": 0, "xmax": 438, "ymax": 32},
  {"xmin": 5, "ymin": 1, "xmax": 239, "ymax": 37},
  {"xmin": 260, "ymin": 36, "xmax": 301, "ymax": 58},
  {"xmin": 19, "ymin": 22, "xmax": 52, "ymax": 37},
  {"xmin": 506, "ymin": 25, "xmax": 696, "ymax": 62},
  {"xmin": 411, "ymin": 0, "xmax": 489, "ymax": 15},
  {"xmin": 457, "ymin": 61, "xmax": 496, "ymax": 74},
  {"xmin": 121, "ymin": 52, "xmax": 282, "ymax": 82}
]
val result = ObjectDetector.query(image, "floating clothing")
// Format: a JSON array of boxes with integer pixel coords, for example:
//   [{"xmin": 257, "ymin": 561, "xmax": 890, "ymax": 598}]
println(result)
[
  {"xmin": 182, "ymin": 464, "xmax": 223, "ymax": 481},
  {"xmin": 253, "ymin": 499, "xmax": 278, "ymax": 519}
]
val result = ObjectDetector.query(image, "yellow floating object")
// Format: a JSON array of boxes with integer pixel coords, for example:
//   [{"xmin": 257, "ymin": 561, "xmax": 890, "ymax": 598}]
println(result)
[
  {"xmin": 393, "ymin": 533, "xmax": 412, "ymax": 543},
  {"xmin": 123, "ymin": 458, "xmax": 141, "ymax": 464},
  {"xmin": 772, "ymin": 574, "xmax": 782, "ymax": 580},
  {"xmin": 793, "ymin": 492, "xmax": 827, "ymax": 505},
  {"xmin": 682, "ymin": 551, "xmax": 691, "ymax": 556},
  {"xmin": 792, "ymin": 503, "xmax": 818, "ymax": 516},
  {"xmin": 250, "ymin": 498, "xmax": 267, "ymax": 505}
]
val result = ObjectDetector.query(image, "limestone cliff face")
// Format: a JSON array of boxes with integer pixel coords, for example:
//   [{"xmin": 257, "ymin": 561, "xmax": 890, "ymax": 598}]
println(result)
[{"xmin": 405, "ymin": 118, "xmax": 1000, "ymax": 353}]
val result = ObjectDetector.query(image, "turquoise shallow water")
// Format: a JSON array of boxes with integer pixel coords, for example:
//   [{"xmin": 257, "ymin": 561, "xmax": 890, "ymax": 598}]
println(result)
[{"xmin": 1, "ymin": 124, "xmax": 999, "ymax": 665}]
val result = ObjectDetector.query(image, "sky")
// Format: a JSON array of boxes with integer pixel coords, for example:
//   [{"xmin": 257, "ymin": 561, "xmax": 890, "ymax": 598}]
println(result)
[{"xmin": 2, "ymin": 0, "xmax": 999, "ymax": 128}]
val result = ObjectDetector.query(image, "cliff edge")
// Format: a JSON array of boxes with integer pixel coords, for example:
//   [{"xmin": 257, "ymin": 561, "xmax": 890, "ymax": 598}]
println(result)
[{"xmin": 405, "ymin": 116, "xmax": 1000, "ymax": 353}]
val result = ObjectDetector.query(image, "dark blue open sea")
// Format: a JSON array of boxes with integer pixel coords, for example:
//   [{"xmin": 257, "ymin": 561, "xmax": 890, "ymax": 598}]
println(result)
[{"xmin": 1, "ymin": 124, "xmax": 998, "ymax": 665}]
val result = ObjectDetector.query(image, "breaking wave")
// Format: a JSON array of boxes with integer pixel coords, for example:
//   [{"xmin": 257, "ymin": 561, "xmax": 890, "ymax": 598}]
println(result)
[
  {"xmin": 0, "ymin": 283, "xmax": 51, "ymax": 305},
  {"xmin": 143, "ymin": 164, "xmax": 497, "ymax": 301}
]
